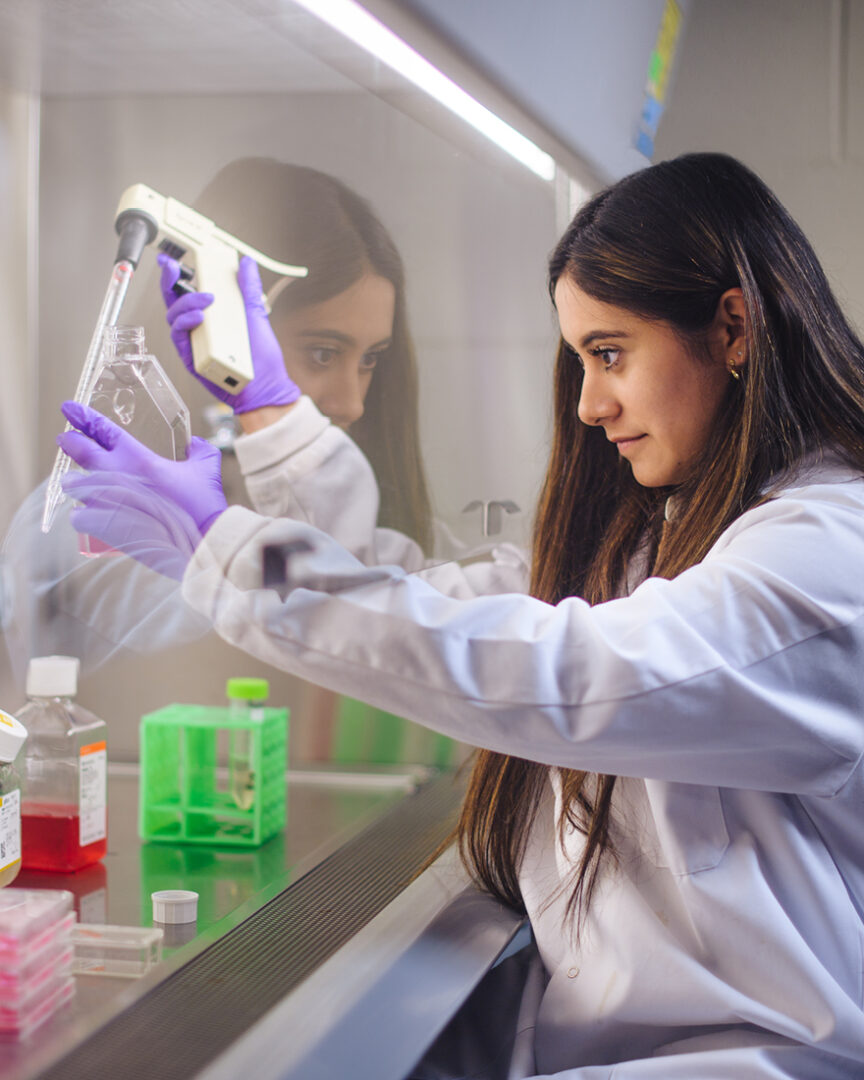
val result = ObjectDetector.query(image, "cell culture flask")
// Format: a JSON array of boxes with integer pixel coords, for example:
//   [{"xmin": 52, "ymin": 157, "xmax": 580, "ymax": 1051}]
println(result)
[{"xmin": 80, "ymin": 324, "xmax": 191, "ymax": 556}]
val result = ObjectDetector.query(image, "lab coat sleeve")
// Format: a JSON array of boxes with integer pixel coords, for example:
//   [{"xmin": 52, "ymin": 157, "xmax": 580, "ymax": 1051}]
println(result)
[
  {"xmin": 2, "ymin": 481, "xmax": 209, "ymax": 682},
  {"xmin": 233, "ymin": 395, "xmax": 423, "ymax": 568},
  {"xmin": 181, "ymin": 481, "xmax": 864, "ymax": 795},
  {"xmin": 232, "ymin": 394, "xmax": 530, "ymax": 594}
]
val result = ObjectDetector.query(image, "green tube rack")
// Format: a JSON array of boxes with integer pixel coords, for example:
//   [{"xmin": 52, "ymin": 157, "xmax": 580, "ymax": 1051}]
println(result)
[{"xmin": 139, "ymin": 703, "xmax": 288, "ymax": 847}]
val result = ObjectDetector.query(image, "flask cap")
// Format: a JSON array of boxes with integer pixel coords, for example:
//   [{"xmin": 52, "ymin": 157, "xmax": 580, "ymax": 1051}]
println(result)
[
  {"xmin": 26, "ymin": 656, "xmax": 80, "ymax": 698},
  {"xmin": 226, "ymin": 677, "xmax": 269, "ymax": 702},
  {"xmin": 0, "ymin": 711, "xmax": 27, "ymax": 763}
]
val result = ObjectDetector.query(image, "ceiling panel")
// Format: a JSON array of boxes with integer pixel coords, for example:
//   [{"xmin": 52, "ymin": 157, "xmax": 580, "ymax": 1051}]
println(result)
[{"xmin": 0, "ymin": 0, "xmax": 369, "ymax": 96}]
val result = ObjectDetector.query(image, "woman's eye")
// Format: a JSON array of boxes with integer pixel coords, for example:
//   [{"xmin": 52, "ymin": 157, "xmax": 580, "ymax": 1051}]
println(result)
[
  {"xmin": 591, "ymin": 346, "xmax": 621, "ymax": 370},
  {"xmin": 307, "ymin": 347, "xmax": 338, "ymax": 368},
  {"xmin": 360, "ymin": 350, "xmax": 385, "ymax": 371}
]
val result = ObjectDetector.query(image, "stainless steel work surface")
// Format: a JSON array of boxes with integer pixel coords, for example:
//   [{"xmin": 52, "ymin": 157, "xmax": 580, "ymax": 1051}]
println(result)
[
  {"xmin": 0, "ymin": 763, "xmax": 428, "ymax": 1080},
  {"xmin": 198, "ymin": 849, "xmax": 526, "ymax": 1080}
]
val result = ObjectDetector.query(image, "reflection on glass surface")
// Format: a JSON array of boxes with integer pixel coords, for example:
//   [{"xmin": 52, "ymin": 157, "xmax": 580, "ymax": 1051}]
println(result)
[
  {"xmin": 16, "ymin": 861, "xmax": 108, "ymax": 926},
  {"xmin": 190, "ymin": 157, "xmax": 434, "ymax": 554},
  {"xmin": 0, "ymin": 1, "xmax": 561, "ymax": 762}
]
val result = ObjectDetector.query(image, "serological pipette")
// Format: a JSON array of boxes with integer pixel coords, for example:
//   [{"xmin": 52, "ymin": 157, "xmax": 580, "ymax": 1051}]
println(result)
[
  {"xmin": 40, "ymin": 259, "xmax": 135, "ymax": 533},
  {"xmin": 41, "ymin": 207, "xmax": 159, "ymax": 534}
]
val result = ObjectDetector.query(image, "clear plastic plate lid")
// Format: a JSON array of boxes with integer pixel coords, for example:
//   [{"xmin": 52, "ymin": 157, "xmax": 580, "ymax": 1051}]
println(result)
[{"xmin": 0, "ymin": 890, "xmax": 74, "ymax": 955}]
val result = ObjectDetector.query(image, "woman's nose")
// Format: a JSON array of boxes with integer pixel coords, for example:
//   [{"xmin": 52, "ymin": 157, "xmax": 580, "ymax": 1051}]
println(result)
[
  {"xmin": 321, "ymin": 368, "xmax": 366, "ymax": 429},
  {"xmin": 577, "ymin": 371, "xmax": 619, "ymax": 427}
]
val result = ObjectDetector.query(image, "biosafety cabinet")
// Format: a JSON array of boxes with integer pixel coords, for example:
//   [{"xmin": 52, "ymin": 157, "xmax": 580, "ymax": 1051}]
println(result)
[
  {"xmin": 4, "ymin": 0, "xmax": 854, "ymax": 1075},
  {"xmin": 0, "ymin": 1, "xmax": 594, "ymax": 1075}
]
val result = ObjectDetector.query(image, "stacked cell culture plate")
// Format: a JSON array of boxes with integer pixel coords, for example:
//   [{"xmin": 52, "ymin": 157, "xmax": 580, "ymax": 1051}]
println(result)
[{"xmin": 0, "ymin": 889, "xmax": 75, "ymax": 1038}]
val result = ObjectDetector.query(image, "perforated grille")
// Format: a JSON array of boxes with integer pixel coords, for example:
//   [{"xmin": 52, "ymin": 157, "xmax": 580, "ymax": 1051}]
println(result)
[{"xmin": 36, "ymin": 772, "xmax": 464, "ymax": 1080}]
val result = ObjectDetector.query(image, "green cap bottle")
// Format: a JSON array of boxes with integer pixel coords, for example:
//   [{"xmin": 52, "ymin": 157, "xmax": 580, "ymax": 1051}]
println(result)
[{"xmin": 226, "ymin": 678, "xmax": 269, "ymax": 702}]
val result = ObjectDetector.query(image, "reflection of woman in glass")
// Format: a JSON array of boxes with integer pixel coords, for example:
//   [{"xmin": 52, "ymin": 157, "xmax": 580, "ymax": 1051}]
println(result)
[
  {"xmin": 163, "ymin": 157, "xmax": 433, "ymax": 554},
  {"xmin": 159, "ymin": 158, "xmax": 447, "ymax": 763}
]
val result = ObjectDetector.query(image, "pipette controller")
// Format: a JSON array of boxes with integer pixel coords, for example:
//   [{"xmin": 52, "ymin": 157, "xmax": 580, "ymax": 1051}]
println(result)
[
  {"xmin": 114, "ymin": 184, "xmax": 307, "ymax": 392},
  {"xmin": 41, "ymin": 186, "xmax": 308, "ymax": 534}
]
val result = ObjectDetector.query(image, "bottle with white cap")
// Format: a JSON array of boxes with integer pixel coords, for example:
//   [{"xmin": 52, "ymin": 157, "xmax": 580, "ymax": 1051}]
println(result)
[
  {"xmin": 0, "ymin": 710, "xmax": 27, "ymax": 887},
  {"xmin": 18, "ymin": 656, "xmax": 108, "ymax": 872}
]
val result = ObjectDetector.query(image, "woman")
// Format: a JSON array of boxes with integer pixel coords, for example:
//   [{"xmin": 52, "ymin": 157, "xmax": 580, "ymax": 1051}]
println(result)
[
  {"xmin": 161, "ymin": 157, "xmax": 444, "ymax": 763},
  {"xmin": 165, "ymin": 156, "xmax": 433, "ymax": 554},
  {"xmin": 61, "ymin": 152, "xmax": 864, "ymax": 1077}
]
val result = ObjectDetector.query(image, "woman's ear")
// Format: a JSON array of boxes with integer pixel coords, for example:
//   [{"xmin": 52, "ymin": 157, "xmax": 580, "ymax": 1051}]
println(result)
[{"xmin": 714, "ymin": 287, "xmax": 748, "ymax": 370}]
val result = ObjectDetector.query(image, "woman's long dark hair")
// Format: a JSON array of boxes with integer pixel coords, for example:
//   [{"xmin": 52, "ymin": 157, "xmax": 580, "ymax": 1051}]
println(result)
[
  {"xmin": 457, "ymin": 152, "xmax": 864, "ymax": 923},
  {"xmin": 194, "ymin": 158, "xmax": 433, "ymax": 553}
]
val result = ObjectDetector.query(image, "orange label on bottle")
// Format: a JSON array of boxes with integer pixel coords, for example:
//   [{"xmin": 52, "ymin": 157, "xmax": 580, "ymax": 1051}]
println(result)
[{"xmin": 80, "ymin": 741, "xmax": 107, "ymax": 757}]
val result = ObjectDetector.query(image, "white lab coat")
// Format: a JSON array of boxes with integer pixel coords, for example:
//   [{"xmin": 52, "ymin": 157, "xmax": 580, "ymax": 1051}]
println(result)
[{"xmin": 184, "ymin": 398, "xmax": 864, "ymax": 1078}]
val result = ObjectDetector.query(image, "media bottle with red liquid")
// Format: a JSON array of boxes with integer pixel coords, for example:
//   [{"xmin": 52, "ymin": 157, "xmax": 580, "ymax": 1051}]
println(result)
[{"xmin": 18, "ymin": 657, "xmax": 107, "ymax": 873}]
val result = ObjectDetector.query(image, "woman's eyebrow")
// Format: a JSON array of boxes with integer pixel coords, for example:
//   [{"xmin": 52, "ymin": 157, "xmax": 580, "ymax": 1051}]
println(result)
[
  {"xmin": 296, "ymin": 329, "xmax": 355, "ymax": 345},
  {"xmin": 579, "ymin": 329, "xmax": 631, "ymax": 348},
  {"xmin": 295, "ymin": 329, "xmax": 393, "ymax": 352}
]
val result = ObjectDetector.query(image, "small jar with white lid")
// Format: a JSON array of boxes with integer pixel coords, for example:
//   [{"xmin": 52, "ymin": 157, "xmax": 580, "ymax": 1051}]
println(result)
[{"xmin": 0, "ymin": 710, "xmax": 27, "ymax": 887}]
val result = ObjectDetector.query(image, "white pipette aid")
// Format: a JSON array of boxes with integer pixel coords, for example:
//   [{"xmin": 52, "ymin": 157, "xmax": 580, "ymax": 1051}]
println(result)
[{"xmin": 40, "ymin": 184, "xmax": 308, "ymax": 534}]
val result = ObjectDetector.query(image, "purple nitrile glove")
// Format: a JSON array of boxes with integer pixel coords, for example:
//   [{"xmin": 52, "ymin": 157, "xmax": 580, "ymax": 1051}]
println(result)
[
  {"xmin": 59, "ymin": 401, "xmax": 228, "ymax": 537},
  {"xmin": 158, "ymin": 253, "xmax": 301, "ymax": 415},
  {"xmin": 62, "ymin": 471, "xmax": 201, "ymax": 582}
]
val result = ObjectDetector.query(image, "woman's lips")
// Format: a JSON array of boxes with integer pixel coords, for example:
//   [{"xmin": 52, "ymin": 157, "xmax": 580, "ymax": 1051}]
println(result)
[{"xmin": 612, "ymin": 434, "xmax": 646, "ymax": 452}]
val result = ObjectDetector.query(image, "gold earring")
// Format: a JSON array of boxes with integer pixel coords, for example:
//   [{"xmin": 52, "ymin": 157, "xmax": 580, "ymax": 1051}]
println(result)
[{"xmin": 728, "ymin": 359, "xmax": 741, "ymax": 381}]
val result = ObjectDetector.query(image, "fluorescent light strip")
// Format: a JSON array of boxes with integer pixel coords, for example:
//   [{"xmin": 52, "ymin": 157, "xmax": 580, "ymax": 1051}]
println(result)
[{"xmin": 291, "ymin": 0, "xmax": 556, "ymax": 181}]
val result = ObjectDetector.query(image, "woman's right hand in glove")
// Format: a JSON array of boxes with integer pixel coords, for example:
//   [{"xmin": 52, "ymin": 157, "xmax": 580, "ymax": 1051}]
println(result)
[{"xmin": 158, "ymin": 253, "xmax": 302, "ymax": 415}]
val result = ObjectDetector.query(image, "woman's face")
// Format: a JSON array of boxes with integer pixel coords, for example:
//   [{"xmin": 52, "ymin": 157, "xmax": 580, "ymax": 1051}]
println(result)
[
  {"xmin": 554, "ymin": 278, "xmax": 732, "ymax": 487},
  {"xmin": 270, "ymin": 273, "xmax": 396, "ymax": 429}
]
